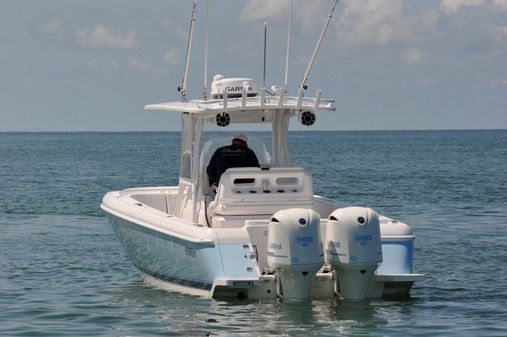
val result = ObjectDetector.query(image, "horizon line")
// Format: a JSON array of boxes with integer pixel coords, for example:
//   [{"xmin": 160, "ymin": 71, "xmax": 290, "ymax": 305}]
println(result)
[{"xmin": 1, "ymin": 128, "xmax": 507, "ymax": 133}]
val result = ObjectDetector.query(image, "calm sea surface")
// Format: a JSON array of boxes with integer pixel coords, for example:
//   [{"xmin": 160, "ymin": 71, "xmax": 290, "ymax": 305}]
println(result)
[{"xmin": 1, "ymin": 130, "xmax": 506, "ymax": 336}]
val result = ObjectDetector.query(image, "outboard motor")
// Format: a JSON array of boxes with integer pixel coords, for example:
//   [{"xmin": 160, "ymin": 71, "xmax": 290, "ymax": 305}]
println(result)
[
  {"xmin": 325, "ymin": 207, "xmax": 382, "ymax": 300},
  {"xmin": 267, "ymin": 208, "xmax": 324, "ymax": 299}
]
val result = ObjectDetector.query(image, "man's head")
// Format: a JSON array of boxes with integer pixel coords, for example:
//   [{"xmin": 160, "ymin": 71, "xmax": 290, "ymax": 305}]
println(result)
[{"xmin": 232, "ymin": 132, "xmax": 248, "ymax": 146}]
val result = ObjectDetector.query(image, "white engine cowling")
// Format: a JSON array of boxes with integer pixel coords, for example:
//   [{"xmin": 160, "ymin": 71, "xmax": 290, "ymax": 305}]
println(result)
[
  {"xmin": 267, "ymin": 208, "xmax": 324, "ymax": 299},
  {"xmin": 325, "ymin": 207, "xmax": 382, "ymax": 300}
]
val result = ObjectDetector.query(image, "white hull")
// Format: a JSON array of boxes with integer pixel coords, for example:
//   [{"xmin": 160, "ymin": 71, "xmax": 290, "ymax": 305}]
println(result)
[{"xmin": 102, "ymin": 186, "xmax": 423, "ymax": 300}]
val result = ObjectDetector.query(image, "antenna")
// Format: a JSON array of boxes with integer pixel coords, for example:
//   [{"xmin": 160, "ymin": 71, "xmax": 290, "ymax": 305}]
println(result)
[
  {"xmin": 178, "ymin": 0, "xmax": 197, "ymax": 102},
  {"xmin": 299, "ymin": 0, "xmax": 339, "ymax": 91},
  {"xmin": 263, "ymin": 22, "xmax": 267, "ymax": 90},
  {"xmin": 284, "ymin": 0, "xmax": 293, "ymax": 94},
  {"xmin": 202, "ymin": 0, "xmax": 209, "ymax": 100}
]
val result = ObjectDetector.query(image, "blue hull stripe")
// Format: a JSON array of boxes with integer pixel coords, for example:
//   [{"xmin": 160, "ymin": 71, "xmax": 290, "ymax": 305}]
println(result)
[{"xmin": 136, "ymin": 264, "xmax": 213, "ymax": 291}]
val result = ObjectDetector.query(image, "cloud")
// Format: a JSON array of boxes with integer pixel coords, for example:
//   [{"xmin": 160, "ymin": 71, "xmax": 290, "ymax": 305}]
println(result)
[
  {"xmin": 240, "ymin": 0, "xmax": 288, "ymax": 21},
  {"xmin": 485, "ymin": 78, "xmax": 507, "ymax": 88},
  {"xmin": 238, "ymin": 1, "xmax": 436, "ymax": 48},
  {"xmin": 296, "ymin": 2, "xmax": 328, "ymax": 29},
  {"xmin": 77, "ymin": 25, "xmax": 137, "ymax": 49},
  {"xmin": 38, "ymin": 17, "xmax": 62, "ymax": 34},
  {"xmin": 128, "ymin": 58, "xmax": 165, "ymax": 76},
  {"xmin": 401, "ymin": 48, "xmax": 424, "ymax": 65},
  {"xmin": 416, "ymin": 78, "xmax": 436, "ymax": 86},
  {"xmin": 441, "ymin": 0, "xmax": 507, "ymax": 13},
  {"xmin": 441, "ymin": 0, "xmax": 486, "ymax": 13},
  {"xmin": 495, "ymin": 0, "xmax": 507, "ymax": 11},
  {"xmin": 498, "ymin": 25, "xmax": 507, "ymax": 38},
  {"xmin": 163, "ymin": 20, "xmax": 187, "ymax": 39},
  {"xmin": 240, "ymin": 0, "xmax": 326, "ymax": 29},
  {"xmin": 82, "ymin": 58, "xmax": 123, "ymax": 77},
  {"xmin": 164, "ymin": 48, "xmax": 180, "ymax": 65},
  {"xmin": 84, "ymin": 58, "xmax": 99, "ymax": 71},
  {"xmin": 335, "ymin": 0, "xmax": 410, "ymax": 46}
]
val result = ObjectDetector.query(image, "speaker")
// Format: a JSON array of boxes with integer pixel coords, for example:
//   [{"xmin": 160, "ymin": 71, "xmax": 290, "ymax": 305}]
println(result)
[
  {"xmin": 300, "ymin": 111, "xmax": 316, "ymax": 126},
  {"xmin": 216, "ymin": 112, "xmax": 231, "ymax": 127}
]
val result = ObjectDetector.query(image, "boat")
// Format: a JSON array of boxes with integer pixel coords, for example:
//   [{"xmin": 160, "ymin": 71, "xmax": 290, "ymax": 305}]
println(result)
[{"xmin": 101, "ymin": 0, "xmax": 424, "ymax": 300}]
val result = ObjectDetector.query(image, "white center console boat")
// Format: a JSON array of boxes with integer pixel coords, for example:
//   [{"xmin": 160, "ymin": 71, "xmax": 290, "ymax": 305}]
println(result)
[{"xmin": 101, "ymin": 0, "xmax": 424, "ymax": 300}]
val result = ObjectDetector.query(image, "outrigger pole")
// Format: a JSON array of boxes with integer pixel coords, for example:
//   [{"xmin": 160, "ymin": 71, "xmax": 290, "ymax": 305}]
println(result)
[
  {"xmin": 298, "ymin": 0, "xmax": 339, "ymax": 91},
  {"xmin": 178, "ymin": 0, "xmax": 197, "ymax": 102},
  {"xmin": 263, "ymin": 22, "xmax": 267, "ymax": 91},
  {"xmin": 202, "ymin": 0, "xmax": 209, "ymax": 100},
  {"xmin": 284, "ymin": 0, "xmax": 293, "ymax": 95}
]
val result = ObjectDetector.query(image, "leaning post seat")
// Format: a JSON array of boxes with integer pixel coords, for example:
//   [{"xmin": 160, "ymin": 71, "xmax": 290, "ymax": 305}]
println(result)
[{"xmin": 208, "ymin": 167, "xmax": 314, "ymax": 217}]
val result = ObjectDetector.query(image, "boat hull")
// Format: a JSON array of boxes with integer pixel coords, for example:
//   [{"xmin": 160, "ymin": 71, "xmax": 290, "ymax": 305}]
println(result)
[
  {"xmin": 101, "ymin": 188, "xmax": 423, "ymax": 300},
  {"xmin": 105, "ymin": 212, "xmax": 219, "ymax": 296}
]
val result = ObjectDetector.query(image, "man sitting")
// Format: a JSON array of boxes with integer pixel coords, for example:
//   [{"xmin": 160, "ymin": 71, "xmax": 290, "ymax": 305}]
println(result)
[{"xmin": 206, "ymin": 132, "xmax": 260, "ymax": 186}]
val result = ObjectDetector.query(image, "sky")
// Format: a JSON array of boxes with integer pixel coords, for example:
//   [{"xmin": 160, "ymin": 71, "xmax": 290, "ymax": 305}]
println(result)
[{"xmin": 1, "ymin": 0, "xmax": 507, "ymax": 131}]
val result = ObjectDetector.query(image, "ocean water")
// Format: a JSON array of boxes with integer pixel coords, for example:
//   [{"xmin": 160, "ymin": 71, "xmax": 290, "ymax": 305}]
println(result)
[{"xmin": 1, "ymin": 130, "xmax": 506, "ymax": 337}]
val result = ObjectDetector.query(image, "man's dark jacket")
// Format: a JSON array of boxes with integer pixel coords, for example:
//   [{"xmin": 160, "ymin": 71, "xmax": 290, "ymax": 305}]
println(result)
[{"xmin": 206, "ymin": 144, "xmax": 260, "ymax": 186}]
